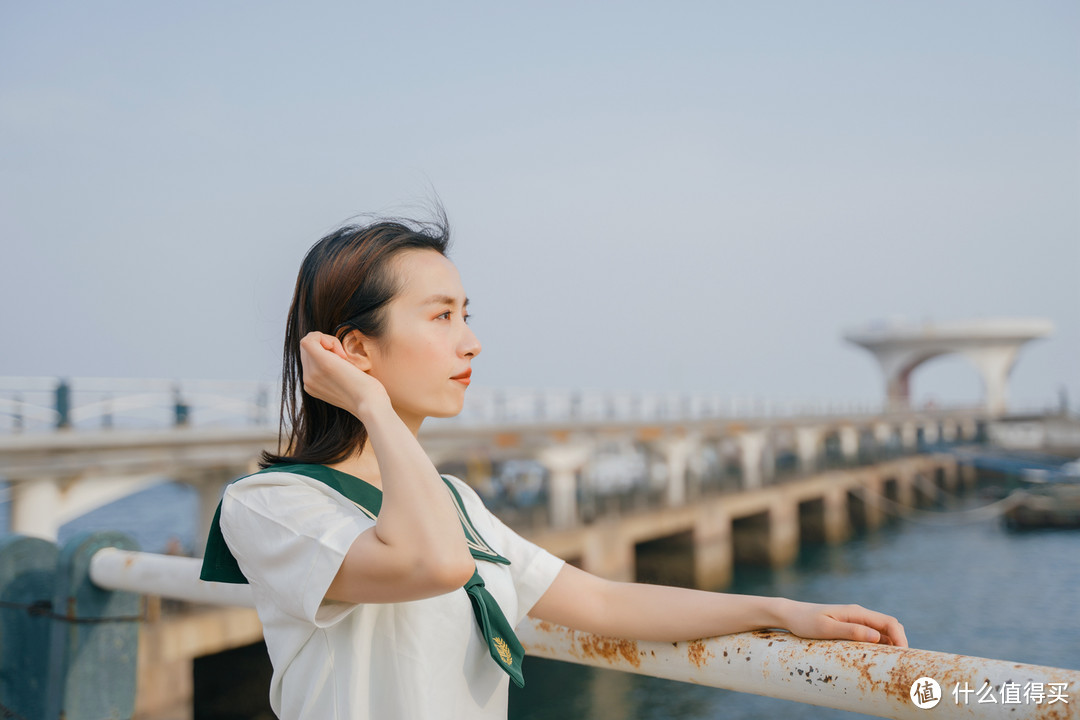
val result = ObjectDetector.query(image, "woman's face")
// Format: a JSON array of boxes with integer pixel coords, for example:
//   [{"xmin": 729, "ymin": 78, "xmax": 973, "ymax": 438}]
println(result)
[{"xmin": 363, "ymin": 249, "xmax": 481, "ymax": 427}]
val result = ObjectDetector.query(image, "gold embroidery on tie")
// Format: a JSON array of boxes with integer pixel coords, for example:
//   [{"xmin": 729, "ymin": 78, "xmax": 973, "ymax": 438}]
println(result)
[{"xmin": 493, "ymin": 637, "xmax": 512, "ymax": 665}]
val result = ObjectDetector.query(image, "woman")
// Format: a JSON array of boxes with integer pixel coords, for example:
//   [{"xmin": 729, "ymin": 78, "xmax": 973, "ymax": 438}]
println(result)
[{"xmin": 201, "ymin": 213, "xmax": 907, "ymax": 719}]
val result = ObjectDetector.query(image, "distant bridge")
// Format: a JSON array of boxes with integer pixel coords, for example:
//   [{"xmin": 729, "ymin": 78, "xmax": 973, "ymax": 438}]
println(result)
[
  {"xmin": 2, "ymin": 376, "xmax": 1075, "ymax": 544},
  {"xmin": 0, "ymin": 390, "xmax": 994, "ymax": 542}
]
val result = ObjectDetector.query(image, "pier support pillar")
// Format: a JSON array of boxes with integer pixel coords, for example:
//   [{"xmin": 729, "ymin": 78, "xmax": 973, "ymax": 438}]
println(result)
[
  {"xmin": 657, "ymin": 435, "xmax": 697, "ymax": 507},
  {"xmin": 960, "ymin": 345, "xmax": 1020, "ymax": 416},
  {"xmin": 537, "ymin": 443, "xmax": 592, "ymax": 529},
  {"xmin": 894, "ymin": 467, "xmax": 917, "ymax": 510},
  {"xmin": 737, "ymin": 431, "xmax": 770, "ymax": 489},
  {"xmin": 11, "ymin": 477, "xmax": 64, "ymax": 541},
  {"xmin": 960, "ymin": 418, "xmax": 978, "ymax": 442},
  {"xmin": 839, "ymin": 426, "xmax": 859, "ymax": 464},
  {"xmin": 859, "ymin": 475, "xmax": 885, "ymax": 531},
  {"xmin": 922, "ymin": 422, "xmax": 940, "ymax": 446},
  {"xmin": 873, "ymin": 423, "xmax": 893, "ymax": 455},
  {"xmin": 795, "ymin": 427, "xmax": 823, "ymax": 475},
  {"xmin": 582, "ymin": 525, "xmax": 635, "ymax": 582},
  {"xmin": 761, "ymin": 435, "xmax": 776, "ymax": 484},
  {"xmin": 693, "ymin": 510, "xmax": 733, "ymax": 590},
  {"xmin": 768, "ymin": 501, "xmax": 799, "ymax": 568},
  {"xmin": 822, "ymin": 486, "xmax": 852, "ymax": 543},
  {"xmin": 900, "ymin": 422, "xmax": 918, "ymax": 450}
]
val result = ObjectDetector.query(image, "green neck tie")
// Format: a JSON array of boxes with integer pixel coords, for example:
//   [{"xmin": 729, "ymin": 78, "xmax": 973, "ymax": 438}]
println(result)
[
  {"xmin": 200, "ymin": 463, "xmax": 527, "ymax": 687},
  {"xmin": 464, "ymin": 569, "xmax": 525, "ymax": 687}
]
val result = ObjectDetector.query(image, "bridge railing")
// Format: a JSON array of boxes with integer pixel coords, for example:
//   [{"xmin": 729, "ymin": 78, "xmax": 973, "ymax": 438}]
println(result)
[
  {"xmin": 1, "ymin": 532, "xmax": 1074, "ymax": 720},
  {"xmin": 0, "ymin": 376, "xmax": 275, "ymax": 433},
  {"xmin": 4, "ymin": 375, "xmax": 1001, "ymax": 434}
]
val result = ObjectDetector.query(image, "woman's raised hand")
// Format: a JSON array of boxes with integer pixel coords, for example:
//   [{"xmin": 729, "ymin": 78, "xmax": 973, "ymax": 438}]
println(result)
[{"xmin": 298, "ymin": 331, "xmax": 391, "ymax": 418}]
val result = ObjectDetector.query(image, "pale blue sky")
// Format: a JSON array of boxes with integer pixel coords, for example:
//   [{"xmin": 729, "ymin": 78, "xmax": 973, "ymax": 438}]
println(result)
[{"xmin": 2, "ymin": 1, "xmax": 1077, "ymax": 409}]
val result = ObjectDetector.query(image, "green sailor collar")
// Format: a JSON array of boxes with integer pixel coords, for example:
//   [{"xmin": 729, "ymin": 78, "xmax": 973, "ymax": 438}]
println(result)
[{"xmin": 199, "ymin": 463, "xmax": 526, "ymax": 688}]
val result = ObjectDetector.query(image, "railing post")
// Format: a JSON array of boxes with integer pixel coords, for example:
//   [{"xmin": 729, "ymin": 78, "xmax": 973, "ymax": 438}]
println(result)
[
  {"xmin": 0, "ymin": 535, "xmax": 59, "ymax": 720},
  {"xmin": 255, "ymin": 384, "xmax": 269, "ymax": 425},
  {"xmin": 55, "ymin": 378, "xmax": 71, "ymax": 429},
  {"xmin": 46, "ymin": 530, "xmax": 140, "ymax": 720},
  {"xmin": 173, "ymin": 384, "xmax": 190, "ymax": 427},
  {"xmin": 12, "ymin": 392, "xmax": 24, "ymax": 432}
]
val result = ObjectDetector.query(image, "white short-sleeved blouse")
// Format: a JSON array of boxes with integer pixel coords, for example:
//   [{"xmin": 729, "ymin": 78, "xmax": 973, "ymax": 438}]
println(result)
[{"xmin": 219, "ymin": 470, "xmax": 565, "ymax": 720}]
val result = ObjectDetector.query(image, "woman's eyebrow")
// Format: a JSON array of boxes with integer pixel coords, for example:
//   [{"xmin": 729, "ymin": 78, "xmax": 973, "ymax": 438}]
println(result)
[{"xmin": 421, "ymin": 294, "xmax": 469, "ymax": 308}]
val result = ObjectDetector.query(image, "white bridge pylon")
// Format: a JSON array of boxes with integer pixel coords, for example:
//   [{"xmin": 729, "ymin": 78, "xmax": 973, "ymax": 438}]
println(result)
[{"xmin": 845, "ymin": 318, "xmax": 1053, "ymax": 415}]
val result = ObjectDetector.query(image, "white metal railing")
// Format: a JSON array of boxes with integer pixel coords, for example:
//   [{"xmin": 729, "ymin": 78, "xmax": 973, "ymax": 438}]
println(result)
[
  {"xmin": 0, "ymin": 377, "xmax": 275, "ymax": 433},
  {"xmin": 4, "ymin": 375, "xmax": 1019, "ymax": 436},
  {"xmin": 89, "ymin": 548, "xmax": 1079, "ymax": 720}
]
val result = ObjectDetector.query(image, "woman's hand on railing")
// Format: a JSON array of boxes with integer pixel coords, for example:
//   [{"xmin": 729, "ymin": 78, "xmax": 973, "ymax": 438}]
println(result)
[
  {"xmin": 299, "ymin": 331, "xmax": 391, "ymax": 419},
  {"xmin": 778, "ymin": 600, "xmax": 908, "ymax": 647},
  {"xmin": 530, "ymin": 565, "xmax": 910, "ymax": 648}
]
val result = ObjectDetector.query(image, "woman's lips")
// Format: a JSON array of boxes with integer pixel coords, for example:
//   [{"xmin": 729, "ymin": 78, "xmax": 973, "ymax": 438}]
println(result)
[{"xmin": 451, "ymin": 370, "xmax": 471, "ymax": 386}]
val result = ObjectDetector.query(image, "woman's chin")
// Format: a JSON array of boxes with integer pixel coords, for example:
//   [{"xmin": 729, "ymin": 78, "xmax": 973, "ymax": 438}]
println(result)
[{"xmin": 427, "ymin": 402, "xmax": 465, "ymax": 419}]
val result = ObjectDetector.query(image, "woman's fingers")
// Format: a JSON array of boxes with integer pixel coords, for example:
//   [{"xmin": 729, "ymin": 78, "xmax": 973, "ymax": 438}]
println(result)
[
  {"xmin": 816, "ymin": 613, "xmax": 880, "ymax": 643},
  {"xmin": 298, "ymin": 331, "xmax": 389, "ymax": 416},
  {"xmin": 877, "ymin": 615, "xmax": 908, "ymax": 647},
  {"xmin": 827, "ymin": 605, "xmax": 908, "ymax": 647},
  {"xmin": 316, "ymin": 332, "xmax": 349, "ymax": 359},
  {"xmin": 299, "ymin": 332, "xmax": 361, "ymax": 406},
  {"xmin": 301, "ymin": 332, "xmax": 351, "ymax": 371}
]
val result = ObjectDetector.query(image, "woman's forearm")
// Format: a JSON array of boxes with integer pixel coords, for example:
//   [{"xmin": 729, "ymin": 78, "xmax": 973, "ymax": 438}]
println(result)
[
  {"xmin": 357, "ymin": 400, "xmax": 473, "ymax": 580},
  {"xmin": 532, "ymin": 565, "xmax": 906, "ymax": 646},
  {"xmin": 592, "ymin": 581, "xmax": 790, "ymax": 642}
]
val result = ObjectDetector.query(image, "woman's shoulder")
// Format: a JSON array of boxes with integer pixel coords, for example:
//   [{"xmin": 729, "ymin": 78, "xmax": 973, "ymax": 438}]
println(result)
[
  {"xmin": 232, "ymin": 467, "xmax": 321, "ymax": 487},
  {"xmin": 220, "ymin": 466, "xmax": 376, "ymax": 542},
  {"xmin": 224, "ymin": 467, "xmax": 355, "ymax": 510}
]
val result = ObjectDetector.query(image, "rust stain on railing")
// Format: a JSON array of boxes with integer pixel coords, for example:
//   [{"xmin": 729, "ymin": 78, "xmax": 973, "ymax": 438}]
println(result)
[
  {"xmin": 517, "ymin": 619, "xmax": 1080, "ymax": 720},
  {"xmin": 686, "ymin": 639, "xmax": 713, "ymax": 668}
]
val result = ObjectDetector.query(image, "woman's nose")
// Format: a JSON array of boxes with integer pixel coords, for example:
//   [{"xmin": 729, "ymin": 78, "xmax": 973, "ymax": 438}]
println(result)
[{"xmin": 462, "ymin": 325, "xmax": 481, "ymax": 358}]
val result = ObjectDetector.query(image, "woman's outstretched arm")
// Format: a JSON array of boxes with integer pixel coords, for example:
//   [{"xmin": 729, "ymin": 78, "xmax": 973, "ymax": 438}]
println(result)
[{"xmin": 529, "ymin": 564, "xmax": 908, "ymax": 647}]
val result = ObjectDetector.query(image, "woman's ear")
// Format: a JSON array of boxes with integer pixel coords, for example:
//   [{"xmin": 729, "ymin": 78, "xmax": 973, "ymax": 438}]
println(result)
[{"xmin": 340, "ymin": 329, "xmax": 376, "ymax": 372}]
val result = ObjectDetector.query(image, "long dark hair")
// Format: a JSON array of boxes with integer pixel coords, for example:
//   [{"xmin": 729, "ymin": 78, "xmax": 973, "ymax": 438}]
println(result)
[{"xmin": 260, "ymin": 211, "xmax": 451, "ymax": 468}]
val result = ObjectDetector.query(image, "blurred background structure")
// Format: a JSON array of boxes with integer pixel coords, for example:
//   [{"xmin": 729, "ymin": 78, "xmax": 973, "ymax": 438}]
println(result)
[{"xmin": 844, "ymin": 317, "xmax": 1056, "ymax": 414}]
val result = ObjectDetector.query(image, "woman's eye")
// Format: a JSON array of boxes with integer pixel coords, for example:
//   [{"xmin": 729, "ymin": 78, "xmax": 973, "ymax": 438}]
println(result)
[{"xmin": 436, "ymin": 310, "xmax": 470, "ymax": 322}]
